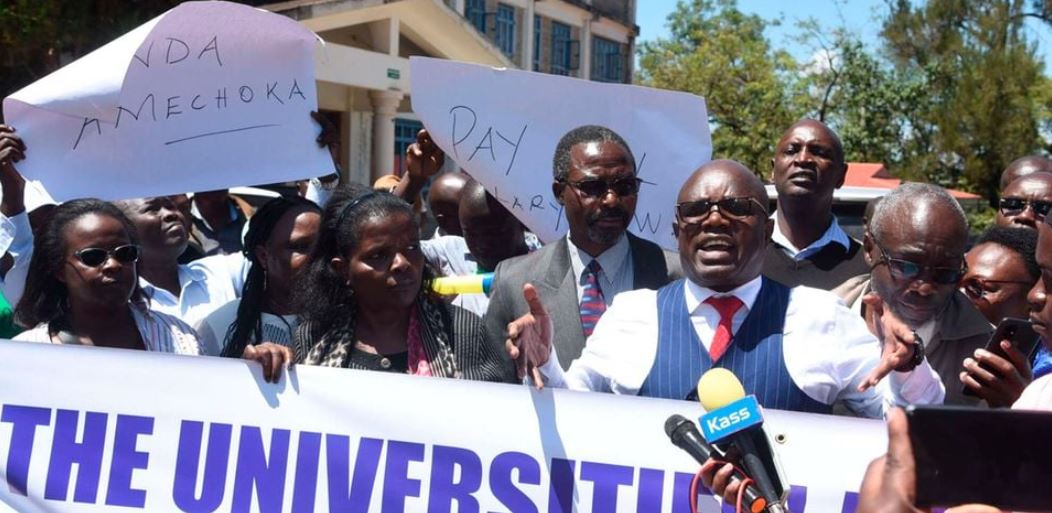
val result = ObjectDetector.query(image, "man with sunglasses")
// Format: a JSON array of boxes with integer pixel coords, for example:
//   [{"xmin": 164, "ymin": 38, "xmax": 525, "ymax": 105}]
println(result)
[
  {"xmin": 506, "ymin": 160, "xmax": 943, "ymax": 417},
  {"xmin": 995, "ymin": 171, "xmax": 1052, "ymax": 230},
  {"xmin": 763, "ymin": 120, "xmax": 869, "ymax": 290},
  {"xmin": 485, "ymin": 125, "xmax": 678, "ymax": 370},
  {"xmin": 837, "ymin": 183, "xmax": 992, "ymax": 406}
]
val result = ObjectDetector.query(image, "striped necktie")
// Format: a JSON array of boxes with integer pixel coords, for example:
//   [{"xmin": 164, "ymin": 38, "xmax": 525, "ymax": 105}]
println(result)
[{"xmin": 579, "ymin": 259, "xmax": 606, "ymax": 337}]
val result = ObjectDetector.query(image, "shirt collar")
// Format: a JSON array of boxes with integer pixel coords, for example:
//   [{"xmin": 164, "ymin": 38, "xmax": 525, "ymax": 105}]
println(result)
[
  {"xmin": 770, "ymin": 212, "xmax": 851, "ymax": 260},
  {"xmin": 138, "ymin": 264, "xmax": 207, "ymax": 302},
  {"xmin": 566, "ymin": 232, "xmax": 631, "ymax": 278},
  {"xmin": 684, "ymin": 275, "xmax": 764, "ymax": 315}
]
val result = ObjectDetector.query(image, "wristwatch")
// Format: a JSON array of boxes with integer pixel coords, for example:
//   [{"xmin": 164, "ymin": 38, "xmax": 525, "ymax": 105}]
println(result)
[{"xmin": 898, "ymin": 330, "xmax": 926, "ymax": 372}]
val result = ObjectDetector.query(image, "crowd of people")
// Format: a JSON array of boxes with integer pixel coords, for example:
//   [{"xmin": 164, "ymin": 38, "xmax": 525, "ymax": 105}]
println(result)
[{"xmin": 2, "ymin": 112, "xmax": 1051, "ymax": 507}]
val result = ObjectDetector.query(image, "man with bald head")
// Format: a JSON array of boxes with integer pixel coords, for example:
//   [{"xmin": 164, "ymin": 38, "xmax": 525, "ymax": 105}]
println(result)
[
  {"xmin": 505, "ymin": 160, "xmax": 944, "ymax": 417},
  {"xmin": 999, "ymin": 155, "xmax": 1052, "ymax": 191},
  {"xmin": 422, "ymin": 179, "xmax": 530, "ymax": 315},
  {"xmin": 837, "ymin": 183, "xmax": 992, "ymax": 406},
  {"xmin": 996, "ymin": 171, "xmax": 1052, "ymax": 230},
  {"xmin": 763, "ymin": 120, "xmax": 868, "ymax": 290},
  {"xmin": 427, "ymin": 171, "xmax": 470, "ymax": 237}
]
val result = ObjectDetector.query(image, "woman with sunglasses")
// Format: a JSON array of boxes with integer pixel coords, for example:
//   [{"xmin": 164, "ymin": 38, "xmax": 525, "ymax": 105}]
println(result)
[
  {"xmin": 196, "ymin": 196, "xmax": 321, "ymax": 357},
  {"xmin": 13, "ymin": 199, "xmax": 200, "ymax": 353},
  {"xmin": 242, "ymin": 185, "xmax": 514, "ymax": 383}
]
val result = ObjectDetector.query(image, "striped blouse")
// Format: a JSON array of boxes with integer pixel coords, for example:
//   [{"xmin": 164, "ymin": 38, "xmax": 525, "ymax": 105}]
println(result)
[{"xmin": 13, "ymin": 304, "xmax": 202, "ymax": 355}]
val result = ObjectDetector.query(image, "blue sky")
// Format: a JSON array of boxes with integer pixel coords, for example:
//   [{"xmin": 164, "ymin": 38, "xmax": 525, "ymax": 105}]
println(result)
[{"xmin": 636, "ymin": 0, "xmax": 1052, "ymax": 70}]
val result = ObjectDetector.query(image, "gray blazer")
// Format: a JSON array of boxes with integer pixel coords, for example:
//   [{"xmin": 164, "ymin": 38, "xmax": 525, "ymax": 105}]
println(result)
[{"xmin": 484, "ymin": 233, "xmax": 680, "ymax": 370}]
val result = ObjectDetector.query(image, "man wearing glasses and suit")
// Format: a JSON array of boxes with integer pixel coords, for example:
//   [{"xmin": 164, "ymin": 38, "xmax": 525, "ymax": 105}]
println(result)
[
  {"xmin": 484, "ymin": 125, "xmax": 679, "ymax": 371},
  {"xmin": 835, "ymin": 182, "xmax": 994, "ymax": 406}
]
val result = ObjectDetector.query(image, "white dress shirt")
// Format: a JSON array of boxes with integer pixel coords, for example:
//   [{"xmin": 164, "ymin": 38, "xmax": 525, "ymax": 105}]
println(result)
[
  {"xmin": 140, "ymin": 253, "xmax": 248, "ymax": 327},
  {"xmin": 771, "ymin": 213, "xmax": 851, "ymax": 261},
  {"xmin": 539, "ymin": 276, "xmax": 945, "ymax": 418},
  {"xmin": 567, "ymin": 233, "xmax": 633, "ymax": 307},
  {"xmin": 1, "ymin": 212, "xmax": 33, "ymax": 307},
  {"xmin": 15, "ymin": 303, "xmax": 202, "ymax": 355}
]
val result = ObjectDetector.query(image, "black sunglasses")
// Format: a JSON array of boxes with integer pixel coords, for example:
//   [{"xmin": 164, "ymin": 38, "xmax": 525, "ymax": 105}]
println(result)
[
  {"xmin": 561, "ymin": 177, "xmax": 642, "ymax": 198},
  {"xmin": 999, "ymin": 197, "xmax": 1052, "ymax": 219},
  {"xmin": 871, "ymin": 237, "xmax": 964, "ymax": 285},
  {"xmin": 676, "ymin": 197, "xmax": 768, "ymax": 224},
  {"xmin": 73, "ymin": 244, "xmax": 141, "ymax": 267}
]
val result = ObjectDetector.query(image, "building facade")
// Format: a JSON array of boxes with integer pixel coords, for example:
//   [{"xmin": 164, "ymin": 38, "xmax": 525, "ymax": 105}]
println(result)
[{"xmin": 261, "ymin": 0, "xmax": 637, "ymax": 185}]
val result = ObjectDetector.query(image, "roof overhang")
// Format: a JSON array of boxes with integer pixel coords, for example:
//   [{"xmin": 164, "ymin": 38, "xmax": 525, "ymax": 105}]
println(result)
[{"xmin": 263, "ymin": 0, "xmax": 514, "ymax": 69}]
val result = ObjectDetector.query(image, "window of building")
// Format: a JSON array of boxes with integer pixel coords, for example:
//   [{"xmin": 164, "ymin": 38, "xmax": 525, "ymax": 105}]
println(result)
[
  {"xmin": 393, "ymin": 118, "xmax": 424, "ymax": 175},
  {"xmin": 495, "ymin": 4, "xmax": 516, "ymax": 57},
  {"xmin": 550, "ymin": 21, "xmax": 572, "ymax": 76},
  {"xmin": 592, "ymin": 36, "xmax": 624, "ymax": 83},
  {"xmin": 465, "ymin": 0, "xmax": 486, "ymax": 34},
  {"xmin": 533, "ymin": 16, "xmax": 542, "ymax": 71}
]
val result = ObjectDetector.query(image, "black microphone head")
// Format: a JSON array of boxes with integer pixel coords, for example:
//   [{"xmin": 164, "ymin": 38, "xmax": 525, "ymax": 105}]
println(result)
[{"xmin": 665, "ymin": 414, "xmax": 690, "ymax": 438}]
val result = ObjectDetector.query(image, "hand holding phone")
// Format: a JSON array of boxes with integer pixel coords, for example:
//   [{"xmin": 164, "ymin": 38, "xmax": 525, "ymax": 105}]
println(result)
[{"xmin": 960, "ymin": 318, "xmax": 1039, "ymax": 404}]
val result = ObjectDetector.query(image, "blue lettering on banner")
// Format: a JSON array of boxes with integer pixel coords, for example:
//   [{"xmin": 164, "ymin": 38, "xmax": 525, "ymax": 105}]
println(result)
[
  {"xmin": 699, "ymin": 395, "xmax": 764, "ymax": 443},
  {"xmin": 0, "ymin": 403, "xmax": 869, "ymax": 513}
]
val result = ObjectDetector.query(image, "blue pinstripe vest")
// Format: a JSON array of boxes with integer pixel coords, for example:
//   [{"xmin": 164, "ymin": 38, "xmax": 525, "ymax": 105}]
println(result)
[{"xmin": 639, "ymin": 278, "xmax": 831, "ymax": 414}]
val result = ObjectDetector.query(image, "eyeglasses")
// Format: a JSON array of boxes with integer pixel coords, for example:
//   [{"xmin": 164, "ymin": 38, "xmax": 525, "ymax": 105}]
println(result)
[
  {"xmin": 871, "ymin": 237, "xmax": 965, "ymax": 285},
  {"xmin": 961, "ymin": 277, "xmax": 1033, "ymax": 300},
  {"xmin": 561, "ymin": 177, "xmax": 642, "ymax": 199},
  {"xmin": 999, "ymin": 197, "xmax": 1052, "ymax": 219},
  {"xmin": 676, "ymin": 197, "xmax": 768, "ymax": 224},
  {"xmin": 73, "ymin": 245, "xmax": 141, "ymax": 267}
]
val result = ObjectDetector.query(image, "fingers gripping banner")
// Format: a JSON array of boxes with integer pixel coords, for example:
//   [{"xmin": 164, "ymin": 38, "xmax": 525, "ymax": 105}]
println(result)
[{"xmin": 0, "ymin": 342, "xmax": 883, "ymax": 513}]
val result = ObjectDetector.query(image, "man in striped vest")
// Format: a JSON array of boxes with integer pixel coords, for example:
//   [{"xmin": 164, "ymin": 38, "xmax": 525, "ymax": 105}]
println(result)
[{"xmin": 505, "ymin": 159, "xmax": 945, "ymax": 417}]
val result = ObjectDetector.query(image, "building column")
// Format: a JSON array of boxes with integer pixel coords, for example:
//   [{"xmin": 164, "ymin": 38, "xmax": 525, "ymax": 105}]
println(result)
[
  {"xmin": 369, "ymin": 89, "xmax": 404, "ymax": 181},
  {"xmin": 580, "ymin": 17, "xmax": 592, "ymax": 80}
]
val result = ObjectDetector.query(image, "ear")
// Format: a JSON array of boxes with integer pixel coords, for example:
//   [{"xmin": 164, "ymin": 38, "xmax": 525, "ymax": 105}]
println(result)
[
  {"xmin": 330, "ymin": 256, "xmax": 349, "ymax": 284},
  {"xmin": 835, "ymin": 162, "xmax": 848, "ymax": 189},
  {"xmin": 552, "ymin": 180, "xmax": 565, "ymax": 206},
  {"xmin": 862, "ymin": 230, "xmax": 876, "ymax": 267},
  {"xmin": 769, "ymin": 156, "xmax": 776, "ymax": 181},
  {"xmin": 672, "ymin": 220, "xmax": 680, "ymax": 238},
  {"xmin": 764, "ymin": 217, "xmax": 774, "ymax": 243},
  {"xmin": 254, "ymin": 245, "xmax": 269, "ymax": 272}
]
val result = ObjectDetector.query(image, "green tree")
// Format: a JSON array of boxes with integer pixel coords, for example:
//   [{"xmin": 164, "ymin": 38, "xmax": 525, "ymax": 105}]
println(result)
[
  {"xmin": 880, "ymin": 0, "xmax": 1051, "ymax": 200},
  {"xmin": 636, "ymin": 0, "xmax": 802, "ymax": 176}
]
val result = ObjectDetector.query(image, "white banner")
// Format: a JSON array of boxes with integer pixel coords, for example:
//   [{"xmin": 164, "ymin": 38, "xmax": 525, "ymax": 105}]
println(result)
[
  {"xmin": 409, "ymin": 57, "xmax": 712, "ymax": 251},
  {"xmin": 2, "ymin": 1, "xmax": 332, "ymax": 202},
  {"xmin": 0, "ymin": 341, "xmax": 883, "ymax": 513}
]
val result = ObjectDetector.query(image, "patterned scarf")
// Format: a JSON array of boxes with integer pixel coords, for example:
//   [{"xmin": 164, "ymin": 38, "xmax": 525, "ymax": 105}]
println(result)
[{"xmin": 301, "ymin": 295, "xmax": 460, "ymax": 378}]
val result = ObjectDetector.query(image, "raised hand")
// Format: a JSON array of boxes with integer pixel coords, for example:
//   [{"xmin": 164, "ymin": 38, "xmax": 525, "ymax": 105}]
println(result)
[
  {"xmin": 405, "ymin": 129, "xmax": 444, "ymax": 180},
  {"xmin": 859, "ymin": 293, "xmax": 922, "ymax": 391},
  {"xmin": 505, "ymin": 283, "xmax": 553, "ymax": 389},
  {"xmin": 0, "ymin": 125, "xmax": 27, "ymax": 216}
]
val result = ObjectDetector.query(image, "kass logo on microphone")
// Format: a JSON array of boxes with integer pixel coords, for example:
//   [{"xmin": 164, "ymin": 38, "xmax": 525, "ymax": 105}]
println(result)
[{"xmin": 699, "ymin": 395, "xmax": 763, "ymax": 443}]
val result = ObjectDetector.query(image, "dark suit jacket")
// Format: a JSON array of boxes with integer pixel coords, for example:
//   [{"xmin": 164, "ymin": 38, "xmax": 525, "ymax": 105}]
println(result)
[{"xmin": 485, "ymin": 233, "xmax": 680, "ymax": 370}]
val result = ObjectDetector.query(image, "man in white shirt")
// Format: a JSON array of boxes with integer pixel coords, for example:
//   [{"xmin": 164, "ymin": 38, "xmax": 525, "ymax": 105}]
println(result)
[
  {"xmin": 762, "ymin": 120, "xmax": 868, "ymax": 290},
  {"xmin": 115, "ymin": 196, "xmax": 247, "ymax": 327},
  {"xmin": 506, "ymin": 159, "xmax": 945, "ymax": 418}
]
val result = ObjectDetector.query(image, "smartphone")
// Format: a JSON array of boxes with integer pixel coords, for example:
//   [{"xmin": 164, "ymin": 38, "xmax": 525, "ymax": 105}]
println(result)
[
  {"xmin": 961, "ymin": 317, "xmax": 1041, "ymax": 398},
  {"xmin": 907, "ymin": 405, "xmax": 1052, "ymax": 511}
]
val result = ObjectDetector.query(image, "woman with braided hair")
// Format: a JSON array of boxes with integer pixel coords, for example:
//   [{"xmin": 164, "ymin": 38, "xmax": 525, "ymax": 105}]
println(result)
[
  {"xmin": 195, "ymin": 196, "xmax": 321, "ymax": 357},
  {"xmin": 241, "ymin": 184, "xmax": 515, "ymax": 384}
]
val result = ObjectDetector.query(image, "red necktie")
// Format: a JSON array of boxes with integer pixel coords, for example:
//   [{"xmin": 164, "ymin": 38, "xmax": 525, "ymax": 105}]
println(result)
[{"xmin": 705, "ymin": 296, "xmax": 744, "ymax": 362}]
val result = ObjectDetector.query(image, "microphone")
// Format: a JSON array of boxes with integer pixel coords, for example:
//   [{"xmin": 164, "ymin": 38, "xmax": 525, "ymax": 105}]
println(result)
[
  {"xmin": 664, "ymin": 414, "xmax": 769, "ymax": 513},
  {"xmin": 430, "ymin": 273, "xmax": 493, "ymax": 295},
  {"xmin": 697, "ymin": 369, "xmax": 788, "ymax": 512}
]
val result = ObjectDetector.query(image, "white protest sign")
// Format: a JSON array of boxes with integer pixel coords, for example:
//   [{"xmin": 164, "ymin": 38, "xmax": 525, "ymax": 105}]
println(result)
[
  {"xmin": 2, "ymin": 1, "xmax": 332, "ymax": 202},
  {"xmin": 410, "ymin": 57, "xmax": 712, "ymax": 250},
  {"xmin": 0, "ymin": 341, "xmax": 883, "ymax": 513}
]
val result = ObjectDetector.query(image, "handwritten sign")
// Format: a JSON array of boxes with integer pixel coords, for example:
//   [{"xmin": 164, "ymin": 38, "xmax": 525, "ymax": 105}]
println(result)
[
  {"xmin": 2, "ymin": 1, "xmax": 331, "ymax": 202},
  {"xmin": 410, "ymin": 57, "xmax": 712, "ymax": 250}
]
